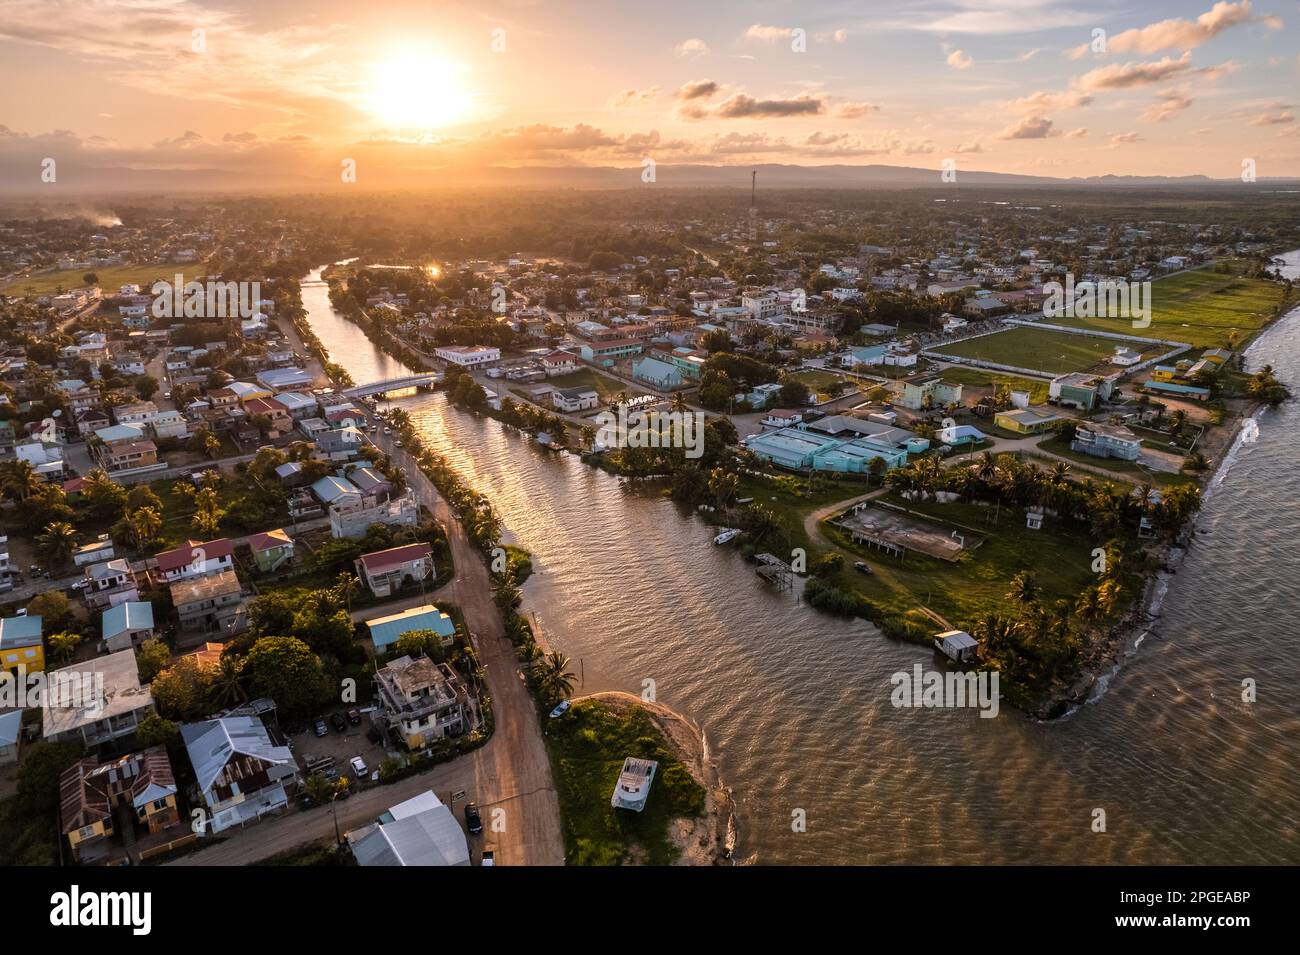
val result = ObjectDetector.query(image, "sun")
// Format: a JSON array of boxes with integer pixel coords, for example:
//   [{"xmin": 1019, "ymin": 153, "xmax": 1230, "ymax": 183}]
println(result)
[{"xmin": 364, "ymin": 52, "xmax": 471, "ymax": 129}]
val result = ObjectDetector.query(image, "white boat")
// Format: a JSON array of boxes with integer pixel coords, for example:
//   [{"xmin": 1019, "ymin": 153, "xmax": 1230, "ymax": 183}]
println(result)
[{"xmin": 713, "ymin": 528, "xmax": 741, "ymax": 545}]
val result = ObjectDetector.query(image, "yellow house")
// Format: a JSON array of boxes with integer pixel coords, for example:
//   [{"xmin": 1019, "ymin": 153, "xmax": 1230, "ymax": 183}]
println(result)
[
  {"xmin": 60, "ymin": 747, "xmax": 180, "ymax": 864},
  {"xmin": 1151, "ymin": 365, "xmax": 1177, "ymax": 382},
  {"xmin": 994, "ymin": 408, "xmax": 1062, "ymax": 435},
  {"xmin": 0, "ymin": 614, "xmax": 44, "ymax": 674}
]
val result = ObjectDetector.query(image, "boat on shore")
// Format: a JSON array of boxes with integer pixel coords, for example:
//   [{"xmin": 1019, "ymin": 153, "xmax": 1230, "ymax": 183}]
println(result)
[{"xmin": 713, "ymin": 528, "xmax": 741, "ymax": 545}]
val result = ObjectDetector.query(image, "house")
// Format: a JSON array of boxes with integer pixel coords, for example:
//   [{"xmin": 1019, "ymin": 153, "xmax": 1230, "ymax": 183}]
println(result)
[
  {"xmin": 762, "ymin": 409, "xmax": 805, "ymax": 429},
  {"xmin": 742, "ymin": 382, "xmax": 784, "ymax": 410},
  {"xmin": 101, "ymin": 600, "xmax": 155, "ymax": 653},
  {"xmin": 1049, "ymin": 372, "xmax": 1113, "ymax": 411},
  {"xmin": 243, "ymin": 397, "xmax": 293, "ymax": 437},
  {"xmin": 1142, "ymin": 379, "xmax": 1211, "ymax": 402},
  {"xmin": 73, "ymin": 536, "xmax": 115, "ymax": 568},
  {"xmin": 935, "ymin": 424, "xmax": 987, "ymax": 447},
  {"xmin": 373, "ymin": 655, "xmax": 469, "ymax": 749},
  {"xmin": 248, "ymin": 529, "xmax": 294, "ymax": 572},
  {"xmin": 113, "ymin": 401, "xmax": 158, "ymax": 427},
  {"xmin": 610, "ymin": 757, "xmax": 658, "ymax": 812},
  {"xmin": 148, "ymin": 409, "xmax": 188, "ymax": 440},
  {"xmin": 0, "ymin": 710, "xmax": 21, "ymax": 764},
  {"xmin": 356, "ymin": 542, "xmax": 434, "ymax": 598},
  {"xmin": 83, "ymin": 559, "xmax": 139, "ymax": 611},
  {"xmin": 552, "ymin": 386, "xmax": 600, "ymax": 413},
  {"xmin": 900, "ymin": 376, "xmax": 963, "ymax": 411},
  {"xmin": 171, "ymin": 569, "xmax": 244, "ymax": 634},
  {"xmin": 181, "ymin": 715, "xmax": 299, "ymax": 833},
  {"xmin": 631, "ymin": 356, "xmax": 685, "ymax": 390},
  {"xmin": 347, "ymin": 789, "xmax": 470, "ymax": 867},
  {"xmin": 541, "ymin": 351, "xmax": 578, "ymax": 377},
  {"xmin": 579, "ymin": 339, "xmax": 643, "ymax": 365},
  {"xmin": 365, "ymin": 604, "xmax": 456, "ymax": 655},
  {"xmin": 42, "ymin": 649, "xmax": 154, "ymax": 751},
  {"xmin": 60, "ymin": 746, "xmax": 180, "ymax": 863},
  {"xmin": 98, "ymin": 438, "xmax": 159, "ymax": 474},
  {"xmin": 328, "ymin": 488, "xmax": 418, "ymax": 539},
  {"xmin": 315, "ymin": 426, "xmax": 366, "ymax": 461},
  {"xmin": 993, "ymin": 408, "xmax": 1062, "ymax": 435},
  {"xmin": 1071, "ymin": 423, "xmax": 1142, "ymax": 461},
  {"xmin": 0, "ymin": 614, "xmax": 44, "ymax": 674},
  {"xmin": 434, "ymin": 345, "xmax": 500, "ymax": 367},
  {"xmin": 347, "ymin": 466, "xmax": 392, "ymax": 501},
  {"xmin": 934, "ymin": 629, "xmax": 979, "ymax": 663},
  {"xmin": 1111, "ymin": 347, "xmax": 1142, "ymax": 367},
  {"xmin": 75, "ymin": 407, "xmax": 111, "ymax": 438},
  {"xmin": 154, "ymin": 537, "xmax": 235, "ymax": 583}
]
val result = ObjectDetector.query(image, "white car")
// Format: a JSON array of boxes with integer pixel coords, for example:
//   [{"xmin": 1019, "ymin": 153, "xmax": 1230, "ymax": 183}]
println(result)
[{"xmin": 349, "ymin": 756, "xmax": 368, "ymax": 777}]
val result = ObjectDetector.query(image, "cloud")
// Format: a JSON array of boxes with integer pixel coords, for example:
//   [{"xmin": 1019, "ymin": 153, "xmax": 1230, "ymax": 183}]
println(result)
[
  {"xmin": 686, "ymin": 93, "xmax": 827, "ymax": 120},
  {"xmin": 1140, "ymin": 90, "xmax": 1194, "ymax": 122},
  {"xmin": 1065, "ymin": 127, "xmax": 1088, "ymax": 138},
  {"xmin": 610, "ymin": 87, "xmax": 660, "ymax": 107},
  {"xmin": 836, "ymin": 101, "xmax": 878, "ymax": 118},
  {"xmin": 955, "ymin": 139, "xmax": 984, "ymax": 153},
  {"xmin": 1019, "ymin": 48, "xmax": 1040, "ymax": 62},
  {"xmin": 744, "ymin": 24, "xmax": 795, "ymax": 42},
  {"xmin": 823, "ymin": 29, "xmax": 849, "ymax": 44},
  {"xmin": 1110, "ymin": 131, "xmax": 1142, "ymax": 144},
  {"xmin": 1068, "ymin": 1, "xmax": 1275, "ymax": 58},
  {"xmin": 675, "ymin": 37, "xmax": 710, "ymax": 57},
  {"xmin": 1006, "ymin": 89, "xmax": 1093, "ymax": 113},
  {"xmin": 676, "ymin": 79, "xmax": 720, "ymax": 101},
  {"xmin": 1077, "ymin": 52, "xmax": 1207, "ymax": 89},
  {"xmin": 998, "ymin": 115, "xmax": 1061, "ymax": 139},
  {"xmin": 1248, "ymin": 107, "xmax": 1296, "ymax": 126},
  {"xmin": 947, "ymin": 49, "xmax": 973, "ymax": 70}
]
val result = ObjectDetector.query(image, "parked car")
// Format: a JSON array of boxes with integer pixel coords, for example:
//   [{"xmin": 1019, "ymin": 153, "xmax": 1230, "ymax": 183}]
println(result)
[
  {"xmin": 329, "ymin": 712, "xmax": 348, "ymax": 733},
  {"xmin": 854, "ymin": 561, "xmax": 873, "ymax": 576},
  {"xmin": 480, "ymin": 849, "xmax": 495, "ymax": 866},
  {"xmin": 313, "ymin": 717, "xmax": 328, "ymax": 737},
  {"xmin": 70, "ymin": 579, "xmax": 90, "ymax": 591},
  {"xmin": 349, "ymin": 756, "xmax": 368, "ymax": 777},
  {"xmin": 549, "ymin": 700, "xmax": 571, "ymax": 719},
  {"xmin": 464, "ymin": 803, "xmax": 483, "ymax": 835},
  {"xmin": 346, "ymin": 708, "xmax": 362, "ymax": 725}
]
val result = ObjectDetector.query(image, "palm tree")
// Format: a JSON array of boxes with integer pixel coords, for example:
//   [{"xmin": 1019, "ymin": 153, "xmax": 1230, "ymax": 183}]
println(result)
[
  {"xmin": 1, "ymin": 459, "xmax": 40, "ymax": 502},
  {"xmin": 532, "ymin": 651, "xmax": 577, "ymax": 703},
  {"xmin": 208, "ymin": 655, "xmax": 247, "ymax": 708},
  {"xmin": 37, "ymin": 521, "xmax": 78, "ymax": 570},
  {"xmin": 128, "ymin": 506, "xmax": 163, "ymax": 550},
  {"xmin": 333, "ymin": 571, "xmax": 361, "ymax": 612},
  {"xmin": 1006, "ymin": 570, "xmax": 1040, "ymax": 607}
]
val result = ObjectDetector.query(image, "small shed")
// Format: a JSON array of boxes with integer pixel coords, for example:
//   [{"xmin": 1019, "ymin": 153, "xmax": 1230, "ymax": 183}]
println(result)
[
  {"xmin": 1025, "ymin": 507, "xmax": 1044, "ymax": 530},
  {"xmin": 934, "ymin": 629, "xmax": 979, "ymax": 663},
  {"xmin": 610, "ymin": 757, "xmax": 658, "ymax": 812}
]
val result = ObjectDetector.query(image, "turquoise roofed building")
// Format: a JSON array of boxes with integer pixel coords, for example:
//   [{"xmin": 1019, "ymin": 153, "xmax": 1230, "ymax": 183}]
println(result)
[
  {"xmin": 365, "ymin": 604, "xmax": 457, "ymax": 654},
  {"xmin": 631, "ymin": 356, "xmax": 684, "ymax": 390},
  {"xmin": 101, "ymin": 600, "xmax": 156, "ymax": 653},
  {"xmin": 744, "ymin": 427, "xmax": 907, "ymax": 474}
]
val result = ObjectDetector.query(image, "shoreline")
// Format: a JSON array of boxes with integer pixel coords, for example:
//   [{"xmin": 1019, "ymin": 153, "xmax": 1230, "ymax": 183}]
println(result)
[
  {"xmin": 1038, "ymin": 297, "xmax": 1300, "ymax": 720},
  {"xmin": 571, "ymin": 691, "xmax": 737, "ymax": 866}
]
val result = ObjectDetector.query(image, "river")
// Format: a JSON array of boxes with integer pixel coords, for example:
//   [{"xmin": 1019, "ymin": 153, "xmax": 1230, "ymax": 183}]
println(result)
[{"xmin": 301, "ymin": 260, "xmax": 1300, "ymax": 865}]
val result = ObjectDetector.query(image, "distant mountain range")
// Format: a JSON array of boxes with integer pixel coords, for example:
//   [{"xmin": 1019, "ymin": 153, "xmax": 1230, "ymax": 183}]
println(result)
[{"xmin": 3, "ymin": 160, "xmax": 1297, "ymax": 195}]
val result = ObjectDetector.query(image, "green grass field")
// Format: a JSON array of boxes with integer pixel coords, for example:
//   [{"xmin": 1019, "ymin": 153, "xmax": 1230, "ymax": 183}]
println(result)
[
  {"xmin": 931, "ymin": 327, "xmax": 1144, "ymax": 375},
  {"xmin": 546, "ymin": 700, "xmax": 706, "ymax": 865},
  {"xmin": 1050, "ymin": 267, "xmax": 1290, "ymax": 349},
  {"xmin": 2, "ymin": 261, "xmax": 213, "ymax": 295},
  {"xmin": 545, "ymin": 368, "xmax": 643, "ymax": 401},
  {"xmin": 822, "ymin": 496, "xmax": 1098, "ymax": 628},
  {"xmin": 936, "ymin": 367, "xmax": 1050, "ymax": 403}
]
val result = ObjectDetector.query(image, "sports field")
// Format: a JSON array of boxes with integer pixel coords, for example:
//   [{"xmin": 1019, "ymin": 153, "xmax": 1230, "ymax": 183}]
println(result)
[
  {"xmin": 1, "ymin": 261, "xmax": 211, "ymax": 295},
  {"xmin": 1050, "ymin": 267, "xmax": 1289, "ymax": 349},
  {"xmin": 930, "ymin": 326, "xmax": 1150, "ymax": 375}
]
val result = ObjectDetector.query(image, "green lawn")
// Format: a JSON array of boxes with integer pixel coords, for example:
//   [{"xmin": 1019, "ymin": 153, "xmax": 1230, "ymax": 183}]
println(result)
[
  {"xmin": 936, "ymin": 367, "xmax": 1050, "ymax": 403},
  {"xmin": 1050, "ymin": 266, "xmax": 1292, "ymax": 349},
  {"xmin": 931, "ymin": 327, "xmax": 1148, "ymax": 375},
  {"xmin": 545, "ymin": 700, "xmax": 706, "ymax": 865},
  {"xmin": 790, "ymin": 368, "xmax": 857, "ymax": 395},
  {"xmin": 2, "ymin": 260, "xmax": 213, "ymax": 295},
  {"xmin": 544, "ymin": 369, "xmax": 643, "ymax": 401},
  {"xmin": 820, "ymin": 495, "xmax": 1098, "ymax": 629}
]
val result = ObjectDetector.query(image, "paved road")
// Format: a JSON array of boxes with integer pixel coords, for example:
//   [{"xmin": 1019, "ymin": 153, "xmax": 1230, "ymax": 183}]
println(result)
[{"xmin": 173, "ymin": 422, "xmax": 564, "ymax": 866}]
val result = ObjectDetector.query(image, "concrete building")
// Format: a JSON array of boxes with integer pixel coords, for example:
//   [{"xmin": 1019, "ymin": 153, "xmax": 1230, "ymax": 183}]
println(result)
[
  {"xmin": 42, "ymin": 650, "xmax": 154, "ymax": 752},
  {"xmin": 355, "ymin": 542, "xmax": 434, "ymax": 598},
  {"xmin": 373, "ymin": 655, "xmax": 469, "ymax": 750}
]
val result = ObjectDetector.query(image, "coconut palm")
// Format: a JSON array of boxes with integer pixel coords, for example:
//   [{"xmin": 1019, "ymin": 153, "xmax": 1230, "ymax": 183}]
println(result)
[
  {"xmin": 1006, "ymin": 570, "xmax": 1040, "ymax": 607},
  {"xmin": 1, "ymin": 459, "xmax": 40, "ymax": 502},
  {"xmin": 208, "ymin": 655, "xmax": 247, "ymax": 708},
  {"xmin": 127, "ymin": 506, "xmax": 163, "ymax": 550},
  {"xmin": 37, "ymin": 521, "xmax": 78, "ymax": 570},
  {"xmin": 532, "ymin": 651, "xmax": 577, "ymax": 703}
]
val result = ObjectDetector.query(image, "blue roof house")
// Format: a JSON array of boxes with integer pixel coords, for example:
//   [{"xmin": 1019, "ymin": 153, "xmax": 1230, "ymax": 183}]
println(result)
[
  {"xmin": 365, "ymin": 604, "xmax": 457, "ymax": 655},
  {"xmin": 102, "ymin": 601, "xmax": 156, "ymax": 653}
]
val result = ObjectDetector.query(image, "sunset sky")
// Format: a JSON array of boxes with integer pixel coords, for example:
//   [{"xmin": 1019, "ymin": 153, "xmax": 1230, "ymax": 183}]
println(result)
[{"xmin": 1, "ymin": 0, "xmax": 1298, "ymax": 188}]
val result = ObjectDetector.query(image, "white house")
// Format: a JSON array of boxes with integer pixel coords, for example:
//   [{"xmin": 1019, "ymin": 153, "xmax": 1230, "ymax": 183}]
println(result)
[{"xmin": 434, "ymin": 345, "xmax": 500, "ymax": 367}]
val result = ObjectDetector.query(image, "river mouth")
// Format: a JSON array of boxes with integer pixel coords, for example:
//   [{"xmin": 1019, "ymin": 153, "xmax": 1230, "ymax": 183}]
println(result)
[{"xmin": 301, "ymin": 261, "xmax": 1300, "ymax": 865}]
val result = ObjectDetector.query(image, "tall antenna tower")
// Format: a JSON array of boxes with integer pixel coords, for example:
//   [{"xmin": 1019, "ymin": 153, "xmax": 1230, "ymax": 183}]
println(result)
[{"xmin": 751, "ymin": 170, "xmax": 757, "ymax": 208}]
